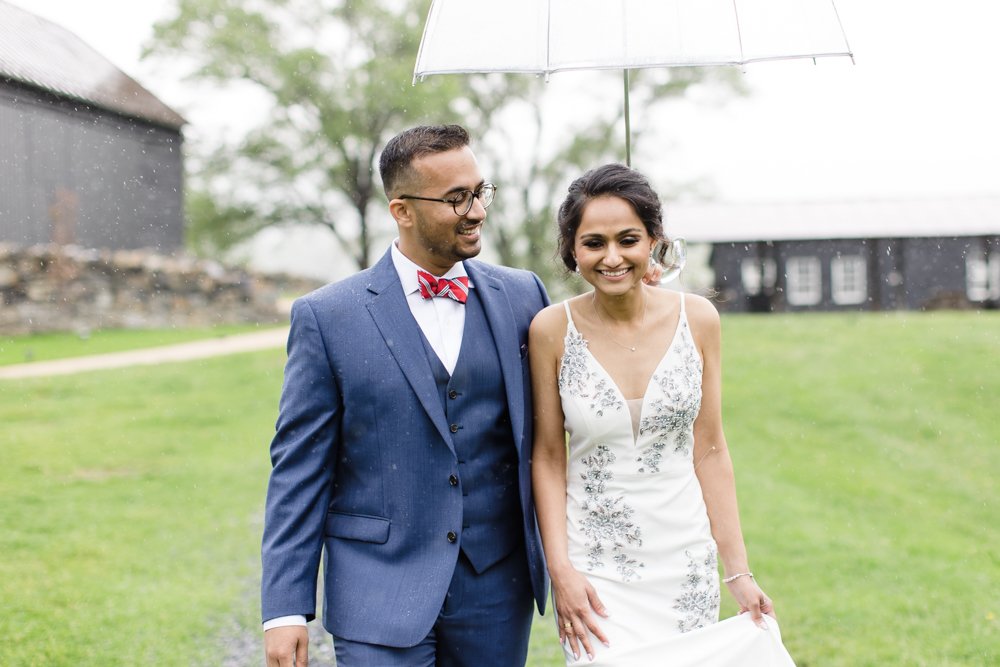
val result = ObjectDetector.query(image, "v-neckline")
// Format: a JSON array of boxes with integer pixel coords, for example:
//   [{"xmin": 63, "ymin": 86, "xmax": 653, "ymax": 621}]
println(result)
[{"xmin": 577, "ymin": 309, "xmax": 686, "ymax": 446}]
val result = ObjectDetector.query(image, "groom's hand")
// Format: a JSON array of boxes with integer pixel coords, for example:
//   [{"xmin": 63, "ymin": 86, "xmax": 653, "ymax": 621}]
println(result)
[
  {"xmin": 642, "ymin": 262, "xmax": 663, "ymax": 285},
  {"xmin": 265, "ymin": 625, "xmax": 309, "ymax": 666}
]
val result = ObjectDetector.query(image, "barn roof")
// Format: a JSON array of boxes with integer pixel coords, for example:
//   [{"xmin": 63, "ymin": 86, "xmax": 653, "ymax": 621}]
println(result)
[
  {"xmin": 0, "ymin": 1, "xmax": 184, "ymax": 130},
  {"xmin": 667, "ymin": 195, "xmax": 1000, "ymax": 244}
]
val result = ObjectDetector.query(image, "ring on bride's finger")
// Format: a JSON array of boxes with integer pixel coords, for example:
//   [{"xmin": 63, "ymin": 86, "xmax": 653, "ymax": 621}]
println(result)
[{"xmin": 564, "ymin": 622, "xmax": 573, "ymax": 630}]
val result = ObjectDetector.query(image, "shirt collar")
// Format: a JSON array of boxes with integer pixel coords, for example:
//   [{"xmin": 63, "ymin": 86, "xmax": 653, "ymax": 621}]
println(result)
[{"xmin": 390, "ymin": 240, "xmax": 472, "ymax": 295}]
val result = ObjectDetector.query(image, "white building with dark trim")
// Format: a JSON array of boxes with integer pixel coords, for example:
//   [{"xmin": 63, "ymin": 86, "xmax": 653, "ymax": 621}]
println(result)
[
  {"xmin": 0, "ymin": 1, "xmax": 185, "ymax": 250},
  {"xmin": 669, "ymin": 196, "xmax": 1000, "ymax": 312}
]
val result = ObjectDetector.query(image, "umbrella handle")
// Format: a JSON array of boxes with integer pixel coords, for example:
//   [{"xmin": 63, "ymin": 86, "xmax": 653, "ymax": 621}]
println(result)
[{"xmin": 623, "ymin": 69, "xmax": 632, "ymax": 167}]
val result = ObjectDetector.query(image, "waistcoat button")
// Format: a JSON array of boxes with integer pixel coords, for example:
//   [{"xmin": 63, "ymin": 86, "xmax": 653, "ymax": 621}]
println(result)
[
  {"xmin": 447, "ymin": 531, "xmax": 457, "ymax": 543},
  {"xmin": 450, "ymin": 423, "xmax": 459, "ymax": 433},
  {"xmin": 448, "ymin": 389, "xmax": 458, "ymax": 399},
  {"xmin": 449, "ymin": 474, "xmax": 459, "ymax": 486}
]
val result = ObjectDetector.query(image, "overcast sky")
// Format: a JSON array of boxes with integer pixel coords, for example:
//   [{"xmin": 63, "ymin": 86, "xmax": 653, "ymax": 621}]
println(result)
[{"xmin": 9, "ymin": 0, "xmax": 1000, "ymax": 205}]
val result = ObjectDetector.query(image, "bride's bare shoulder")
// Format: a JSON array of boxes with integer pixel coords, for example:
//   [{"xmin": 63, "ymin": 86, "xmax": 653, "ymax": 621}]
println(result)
[
  {"xmin": 530, "ymin": 299, "xmax": 574, "ymax": 340},
  {"xmin": 681, "ymin": 292, "xmax": 721, "ymax": 337},
  {"xmin": 531, "ymin": 302, "xmax": 564, "ymax": 326},
  {"xmin": 531, "ymin": 298, "xmax": 589, "ymax": 361},
  {"xmin": 532, "ymin": 295, "xmax": 594, "ymax": 327}
]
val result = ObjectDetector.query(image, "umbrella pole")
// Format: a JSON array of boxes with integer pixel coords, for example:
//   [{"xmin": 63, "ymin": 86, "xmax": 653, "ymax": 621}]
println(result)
[{"xmin": 623, "ymin": 69, "xmax": 632, "ymax": 167}]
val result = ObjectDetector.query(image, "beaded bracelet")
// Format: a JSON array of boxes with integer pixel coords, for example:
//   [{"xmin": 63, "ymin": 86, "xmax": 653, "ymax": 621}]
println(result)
[{"xmin": 722, "ymin": 572, "xmax": 754, "ymax": 583}]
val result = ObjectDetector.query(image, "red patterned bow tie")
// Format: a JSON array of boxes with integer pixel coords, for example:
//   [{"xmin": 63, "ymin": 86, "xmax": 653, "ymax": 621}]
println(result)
[{"xmin": 417, "ymin": 270, "xmax": 469, "ymax": 304}]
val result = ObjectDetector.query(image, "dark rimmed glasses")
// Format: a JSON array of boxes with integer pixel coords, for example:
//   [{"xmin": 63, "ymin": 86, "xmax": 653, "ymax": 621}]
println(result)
[{"xmin": 398, "ymin": 183, "xmax": 496, "ymax": 216}]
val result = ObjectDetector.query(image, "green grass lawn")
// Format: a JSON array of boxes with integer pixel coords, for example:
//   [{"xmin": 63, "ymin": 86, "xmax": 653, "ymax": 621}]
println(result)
[
  {"xmin": 720, "ymin": 311, "xmax": 999, "ymax": 666},
  {"xmin": 0, "ymin": 312, "xmax": 997, "ymax": 665},
  {"xmin": 0, "ymin": 323, "xmax": 280, "ymax": 366}
]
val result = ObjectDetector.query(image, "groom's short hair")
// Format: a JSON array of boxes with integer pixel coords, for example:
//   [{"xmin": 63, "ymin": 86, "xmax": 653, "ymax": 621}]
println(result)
[{"xmin": 380, "ymin": 125, "xmax": 471, "ymax": 200}]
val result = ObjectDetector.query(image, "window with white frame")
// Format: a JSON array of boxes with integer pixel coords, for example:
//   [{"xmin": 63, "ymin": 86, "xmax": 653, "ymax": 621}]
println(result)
[
  {"xmin": 831, "ymin": 255, "xmax": 867, "ymax": 305},
  {"xmin": 966, "ymin": 252, "xmax": 1000, "ymax": 301},
  {"xmin": 785, "ymin": 257, "xmax": 822, "ymax": 306},
  {"xmin": 740, "ymin": 257, "xmax": 777, "ymax": 296}
]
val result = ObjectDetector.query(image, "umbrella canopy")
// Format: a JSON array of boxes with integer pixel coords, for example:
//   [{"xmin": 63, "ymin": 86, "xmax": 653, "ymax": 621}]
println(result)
[
  {"xmin": 414, "ymin": 0, "xmax": 853, "ymax": 165},
  {"xmin": 414, "ymin": 0, "xmax": 853, "ymax": 77}
]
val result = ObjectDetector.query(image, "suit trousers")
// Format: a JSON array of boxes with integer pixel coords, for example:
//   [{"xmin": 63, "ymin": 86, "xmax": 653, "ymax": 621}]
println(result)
[{"xmin": 332, "ymin": 544, "xmax": 534, "ymax": 667}]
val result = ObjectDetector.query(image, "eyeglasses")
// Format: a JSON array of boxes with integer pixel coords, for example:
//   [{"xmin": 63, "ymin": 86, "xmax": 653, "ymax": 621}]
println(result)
[{"xmin": 398, "ymin": 183, "xmax": 496, "ymax": 216}]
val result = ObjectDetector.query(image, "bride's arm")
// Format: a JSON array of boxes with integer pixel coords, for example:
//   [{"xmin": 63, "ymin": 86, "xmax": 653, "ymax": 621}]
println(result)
[
  {"xmin": 529, "ymin": 305, "xmax": 609, "ymax": 660},
  {"xmin": 687, "ymin": 296, "xmax": 774, "ymax": 626}
]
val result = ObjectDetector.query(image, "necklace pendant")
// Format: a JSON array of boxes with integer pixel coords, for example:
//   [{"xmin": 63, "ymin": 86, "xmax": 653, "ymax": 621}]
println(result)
[{"xmin": 629, "ymin": 346, "xmax": 636, "ymax": 352}]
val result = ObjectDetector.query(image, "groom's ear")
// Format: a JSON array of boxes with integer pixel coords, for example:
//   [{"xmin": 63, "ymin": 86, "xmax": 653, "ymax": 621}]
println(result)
[{"xmin": 389, "ymin": 198, "xmax": 413, "ymax": 228}]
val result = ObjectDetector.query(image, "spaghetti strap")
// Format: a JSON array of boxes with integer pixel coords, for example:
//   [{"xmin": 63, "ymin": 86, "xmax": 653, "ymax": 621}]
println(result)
[
  {"xmin": 678, "ymin": 291, "xmax": 686, "ymax": 314},
  {"xmin": 563, "ymin": 301, "xmax": 576, "ymax": 328}
]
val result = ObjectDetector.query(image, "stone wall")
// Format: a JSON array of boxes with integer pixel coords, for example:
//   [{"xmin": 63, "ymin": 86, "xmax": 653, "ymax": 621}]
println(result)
[{"xmin": 0, "ymin": 244, "xmax": 324, "ymax": 335}]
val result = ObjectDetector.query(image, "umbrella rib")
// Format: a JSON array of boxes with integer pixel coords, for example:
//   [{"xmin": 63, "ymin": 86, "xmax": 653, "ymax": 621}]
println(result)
[
  {"xmin": 731, "ymin": 0, "xmax": 746, "ymax": 67},
  {"xmin": 623, "ymin": 0, "xmax": 631, "ymax": 166},
  {"xmin": 741, "ymin": 52, "xmax": 854, "ymax": 65},
  {"xmin": 545, "ymin": 0, "xmax": 552, "ymax": 77},
  {"xmin": 411, "ymin": 0, "xmax": 439, "ymax": 84},
  {"xmin": 829, "ymin": 0, "xmax": 856, "ymax": 64},
  {"xmin": 413, "ymin": 51, "xmax": 855, "ymax": 79}
]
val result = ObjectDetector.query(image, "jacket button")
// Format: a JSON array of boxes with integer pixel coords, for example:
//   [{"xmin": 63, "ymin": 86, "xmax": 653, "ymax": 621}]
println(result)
[
  {"xmin": 447, "ymin": 531, "xmax": 457, "ymax": 543},
  {"xmin": 449, "ymin": 474, "xmax": 459, "ymax": 486},
  {"xmin": 448, "ymin": 389, "xmax": 458, "ymax": 399},
  {"xmin": 450, "ymin": 423, "xmax": 459, "ymax": 433}
]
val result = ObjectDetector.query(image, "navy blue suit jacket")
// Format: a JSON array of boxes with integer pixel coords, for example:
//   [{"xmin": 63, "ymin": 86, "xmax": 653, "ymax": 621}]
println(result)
[{"xmin": 261, "ymin": 250, "xmax": 550, "ymax": 646}]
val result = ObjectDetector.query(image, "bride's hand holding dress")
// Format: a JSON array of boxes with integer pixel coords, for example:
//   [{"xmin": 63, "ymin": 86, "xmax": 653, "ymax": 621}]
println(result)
[
  {"xmin": 549, "ymin": 560, "xmax": 610, "ymax": 661},
  {"xmin": 726, "ymin": 574, "xmax": 773, "ymax": 629}
]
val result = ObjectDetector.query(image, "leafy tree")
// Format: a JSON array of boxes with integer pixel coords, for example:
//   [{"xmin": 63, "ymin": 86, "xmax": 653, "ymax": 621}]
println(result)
[
  {"xmin": 147, "ymin": 0, "xmax": 527, "ymax": 269},
  {"xmin": 148, "ymin": 1, "xmax": 744, "ymax": 286}
]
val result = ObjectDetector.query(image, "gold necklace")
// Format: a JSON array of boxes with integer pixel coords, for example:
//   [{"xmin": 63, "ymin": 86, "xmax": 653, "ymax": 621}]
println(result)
[{"xmin": 592, "ymin": 290, "xmax": 647, "ymax": 352}]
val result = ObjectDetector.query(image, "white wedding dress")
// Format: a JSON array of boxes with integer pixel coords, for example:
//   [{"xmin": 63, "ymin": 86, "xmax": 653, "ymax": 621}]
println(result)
[{"xmin": 557, "ymin": 295, "xmax": 795, "ymax": 666}]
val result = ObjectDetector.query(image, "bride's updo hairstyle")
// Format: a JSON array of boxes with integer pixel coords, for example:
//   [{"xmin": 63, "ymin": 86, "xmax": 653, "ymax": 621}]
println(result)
[{"xmin": 556, "ymin": 163, "xmax": 664, "ymax": 272}]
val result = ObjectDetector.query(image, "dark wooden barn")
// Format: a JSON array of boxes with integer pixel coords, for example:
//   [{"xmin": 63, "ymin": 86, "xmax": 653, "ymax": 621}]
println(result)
[
  {"xmin": 0, "ymin": 1, "xmax": 185, "ymax": 251},
  {"xmin": 670, "ymin": 197, "xmax": 1000, "ymax": 312}
]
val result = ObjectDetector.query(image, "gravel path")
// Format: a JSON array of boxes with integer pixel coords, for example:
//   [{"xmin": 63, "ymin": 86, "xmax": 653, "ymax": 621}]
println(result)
[
  {"xmin": 213, "ymin": 564, "xmax": 337, "ymax": 667},
  {"xmin": 217, "ymin": 615, "xmax": 336, "ymax": 667},
  {"xmin": 0, "ymin": 327, "xmax": 289, "ymax": 379}
]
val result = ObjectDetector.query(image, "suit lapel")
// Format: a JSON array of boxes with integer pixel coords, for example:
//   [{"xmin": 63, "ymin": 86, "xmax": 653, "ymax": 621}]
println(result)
[
  {"xmin": 466, "ymin": 261, "xmax": 526, "ymax": 457},
  {"xmin": 365, "ymin": 252, "xmax": 456, "ymax": 452}
]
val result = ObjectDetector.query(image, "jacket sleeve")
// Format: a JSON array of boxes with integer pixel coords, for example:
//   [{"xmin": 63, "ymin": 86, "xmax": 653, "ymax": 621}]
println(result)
[{"xmin": 261, "ymin": 297, "xmax": 341, "ymax": 623}]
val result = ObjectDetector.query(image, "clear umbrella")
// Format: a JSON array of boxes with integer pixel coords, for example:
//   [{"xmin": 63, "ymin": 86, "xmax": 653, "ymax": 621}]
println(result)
[{"xmin": 414, "ymin": 0, "xmax": 853, "ymax": 166}]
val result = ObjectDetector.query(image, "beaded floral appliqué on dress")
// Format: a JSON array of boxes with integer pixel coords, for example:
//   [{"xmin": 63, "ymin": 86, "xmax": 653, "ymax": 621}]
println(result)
[
  {"xmin": 560, "ymin": 322, "xmax": 624, "ymax": 416},
  {"xmin": 637, "ymin": 321, "xmax": 702, "ymax": 471},
  {"xmin": 673, "ymin": 544, "xmax": 720, "ymax": 633},
  {"xmin": 590, "ymin": 377, "xmax": 624, "ymax": 417},
  {"xmin": 579, "ymin": 445, "xmax": 644, "ymax": 581},
  {"xmin": 558, "ymin": 327, "xmax": 592, "ymax": 398}
]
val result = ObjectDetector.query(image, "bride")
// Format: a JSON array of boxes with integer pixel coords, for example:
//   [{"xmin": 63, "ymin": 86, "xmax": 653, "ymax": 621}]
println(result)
[{"xmin": 529, "ymin": 164, "xmax": 795, "ymax": 665}]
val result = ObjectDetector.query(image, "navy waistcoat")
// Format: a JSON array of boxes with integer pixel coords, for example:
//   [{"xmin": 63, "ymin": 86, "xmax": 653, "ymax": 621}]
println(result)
[{"xmin": 419, "ymin": 287, "xmax": 523, "ymax": 573}]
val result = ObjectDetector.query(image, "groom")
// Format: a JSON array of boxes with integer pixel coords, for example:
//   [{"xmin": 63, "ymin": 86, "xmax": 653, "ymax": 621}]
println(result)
[{"xmin": 261, "ymin": 125, "xmax": 550, "ymax": 666}]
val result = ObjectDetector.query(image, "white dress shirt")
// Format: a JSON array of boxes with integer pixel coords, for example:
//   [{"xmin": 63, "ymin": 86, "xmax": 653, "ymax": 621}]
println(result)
[
  {"xmin": 389, "ymin": 240, "xmax": 470, "ymax": 374},
  {"xmin": 263, "ymin": 242, "xmax": 471, "ymax": 632}
]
